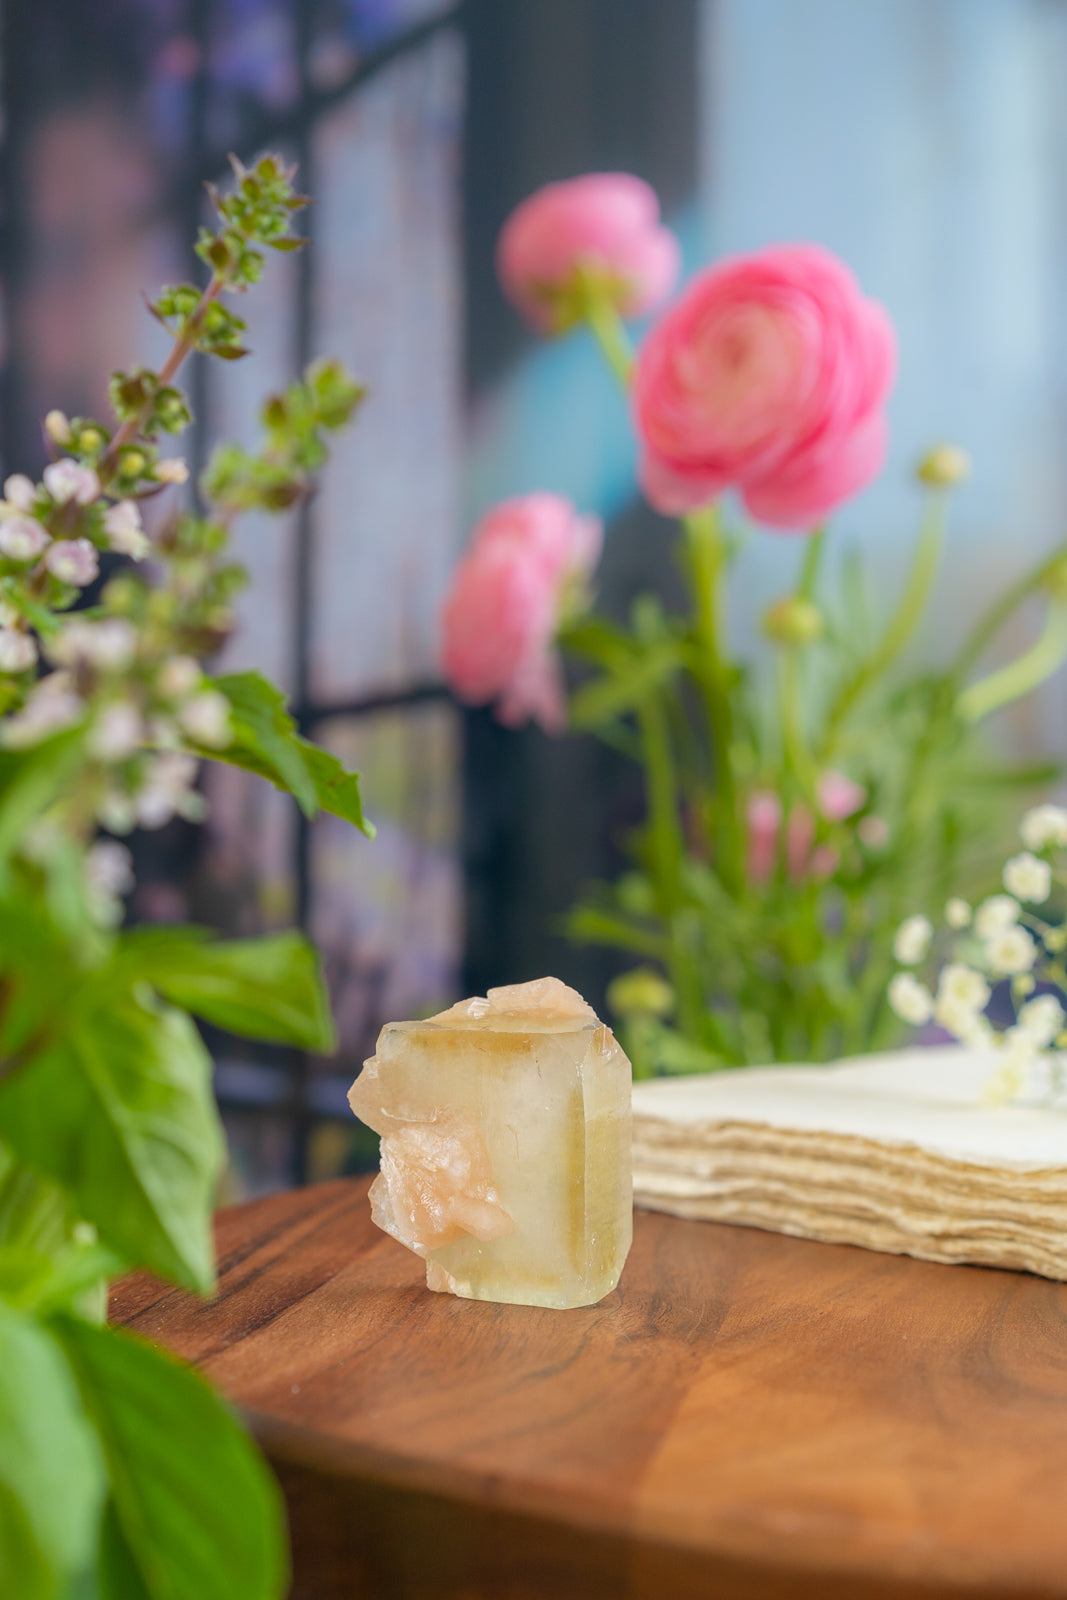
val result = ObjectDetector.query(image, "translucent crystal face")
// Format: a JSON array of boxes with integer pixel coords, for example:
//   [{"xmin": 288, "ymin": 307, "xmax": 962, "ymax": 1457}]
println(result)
[{"xmin": 348, "ymin": 978, "xmax": 633, "ymax": 1309}]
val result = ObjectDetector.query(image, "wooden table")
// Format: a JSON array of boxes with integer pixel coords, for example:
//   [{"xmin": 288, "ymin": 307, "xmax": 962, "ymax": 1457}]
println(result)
[{"xmin": 112, "ymin": 1176, "xmax": 1067, "ymax": 1600}]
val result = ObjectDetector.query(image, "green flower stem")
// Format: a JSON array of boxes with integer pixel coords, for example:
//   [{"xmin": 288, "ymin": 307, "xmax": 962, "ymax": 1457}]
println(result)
[
  {"xmin": 683, "ymin": 505, "xmax": 743, "ymax": 893},
  {"xmin": 820, "ymin": 489, "xmax": 946, "ymax": 760},
  {"xmin": 956, "ymin": 601, "xmax": 1067, "ymax": 723},
  {"xmin": 636, "ymin": 697, "xmax": 704, "ymax": 1038},
  {"xmin": 949, "ymin": 542, "xmax": 1067, "ymax": 685},
  {"xmin": 797, "ymin": 526, "xmax": 826, "ymax": 600},
  {"xmin": 101, "ymin": 274, "xmax": 224, "ymax": 476},
  {"xmin": 581, "ymin": 293, "xmax": 635, "ymax": 388}
]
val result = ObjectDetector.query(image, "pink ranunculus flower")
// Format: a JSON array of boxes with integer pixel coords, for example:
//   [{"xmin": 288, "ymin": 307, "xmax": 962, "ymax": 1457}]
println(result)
[
  {"xmin": 633, "ymin": 243, "xmax": 896, "ymax": 529},
  {"xmin": 745, "ymin": 790, "xmax": 782, "ymax": 885},
  {"xmin": 440, "ymin": 494, "xmax": 602, "ymax": 732},
  {"xmin": 817, "ymin": 770, "xmax": 867, "ymax": 822},
  {"xmin": 496, "ymin": 174, "xmax": 680, "ymax": 333}
]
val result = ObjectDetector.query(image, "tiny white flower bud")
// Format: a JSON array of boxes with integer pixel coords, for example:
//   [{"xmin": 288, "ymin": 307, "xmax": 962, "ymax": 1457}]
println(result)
[
  {"xmin": 944, "ymin": 897, "xmax": 971, "ymax": 929},
  {"xmin": 156, "ymin": 655, "xmax": 201, "ymax": 700},
  {"xmin": 1019, "ymin": 803, "xmax": 1067, "ymax": 852},
  {"xmin": 893, "ymin": 913, "xmax": 933, "ymax": 966},
  {"xmin": 44, "ymin": 410, "xmax": 72, "ymax": 445},
  {"xmin": 177, "ymin": 689, "xmax": 231, "ymax": 749},
  {"xmin": 103, "ymin": 499, "xmax": 150, "ymax": 560},
  {"xmin": 888, "ymin": 972, "xmax": 934, "ymax": 1026},
  {"xmin": 88, "ymin": 702, "xmax": 144, "ymax": 761},
  {"xmin": 154, "ymin": 458, "xmax": 189, "ymax": 486},
  {"xmin": 1003, "ymin": 851, "xmax": 1052, "ymax": 904},
  {"xmin": 43, "ymin": 459, "xmax": 100, "ymax": 506},
  {"xmin": 96, "ymin": 792, "xmax": 137, "ymax": 834},
  {"xmin": 0, "ymin": 515, "xmax": 50, "ymax": 561},
  {"xmin": 3, "ymin": 474, "xmax": 37, "ymax": 511},
  {"xmin": 85, "ymin": 839, "xmax": 135, "ymax": 898},
  {"xmin": 934, "ymin": 963, "xmax": 990, "ymax": 1025},
  {"xmin": 1016, "ymin": 994, "xmax": 1064, "ymax": 1048},
  {"xmin": 45, "ymin": 538, "xmax": 99, "ymax": 587},
  {"xmin": 984, "ymin": 925, "xmax": 1037, "ymax": 977},
  {"xmin": 974, "ymin": 894, "xmax": 1020, "ymax": 941},
  {"xmin": 0, "ymin": 629, "xmax": 38, "ymax": 673},
  {"xmin": 135, "ymin": 751, "xmax": 200, "ymax": 828}
]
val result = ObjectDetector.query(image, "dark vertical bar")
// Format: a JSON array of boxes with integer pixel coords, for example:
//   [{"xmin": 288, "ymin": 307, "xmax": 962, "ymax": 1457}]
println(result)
[
  {"xmin": 290, "ymin": 0, "xmax": 317, "ymax": 1186},
  {"xmin": 0, "ymin": 0, "xmax": 36, "ymax": 476},
  {"xmin": 187, "ymin": 0, "xmax": 212, "ymax": 489}
]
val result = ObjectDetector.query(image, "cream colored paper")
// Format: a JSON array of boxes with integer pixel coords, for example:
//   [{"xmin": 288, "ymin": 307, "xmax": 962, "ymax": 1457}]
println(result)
[{"xmin": 631, "ymin": 1047, "xmax": 1067, "ymax": 1279}]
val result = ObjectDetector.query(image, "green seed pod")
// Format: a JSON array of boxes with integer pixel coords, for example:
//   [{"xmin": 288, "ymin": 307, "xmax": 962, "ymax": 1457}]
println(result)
[
  {"xmin": 762, "ymin": 595, "xmax": 825, "ymax": 647},
  {"xmin": 916, "ymin": 444, "xmax": 971, "ymax": 487}
]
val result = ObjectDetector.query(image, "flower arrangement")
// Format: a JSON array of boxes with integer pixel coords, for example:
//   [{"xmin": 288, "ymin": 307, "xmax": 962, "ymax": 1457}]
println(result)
[
  {"xmin": 888, "ymin": 802, "xmax": 1067, "ymax": 1104},
  {"xmin": 442, "ymin": 172, "xmax": 1067, "ymax": 1078},
  {"xmin": 0, "ymin": 156, "xmax": 370, "ymax": 1600}
]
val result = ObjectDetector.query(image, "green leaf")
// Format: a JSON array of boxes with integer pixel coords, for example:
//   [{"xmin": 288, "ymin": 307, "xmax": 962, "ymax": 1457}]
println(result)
[
  {"xmin": 0, "ymin": 729, "xmax": 86, "ymax": 886},
  {"xmin": 206, "ymin": 671, "xmax": 373, "ymax": 835},
  {"xmin": 56, "ymin": 1319, "xmax": 288, "ymax": 1600},
  {"xmin": 0, "ymin": 1302, "xmax": 105, "ymax": 1600},
  {"xmin": 0, "ymin": 994, "xmax": 222, "ymax": 1293},
  {"xmin": 116, "ymin": 927, "xmax": 336, "ymax": 1052},
  {"xmin": 208, "ymin": 672, "xmax": 316, "ymax": 813},
  {"xmin": 0, "ymin": 1241, "xmax": 120, "ymax": 1319}
]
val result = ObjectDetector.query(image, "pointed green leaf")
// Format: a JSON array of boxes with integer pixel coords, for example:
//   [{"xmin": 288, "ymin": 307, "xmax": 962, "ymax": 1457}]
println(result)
[
  {"xmin": 0, "ymin": 995, "xmax": 221, "ymax": 1293},
  {"xmin": 116, "ymin": 927, "xmax": 335, "ymax": 1052},
  {"xmin": 57, "ymin": 1320, "xmax": 288, "ymax": 1600},
  {"xmin": 0, "ymin": 1302, "xmax": 105, "ymax": 1600},
  {"xmin": 0, "ymin": 729, "xmax": 86, "ymax": 885}
]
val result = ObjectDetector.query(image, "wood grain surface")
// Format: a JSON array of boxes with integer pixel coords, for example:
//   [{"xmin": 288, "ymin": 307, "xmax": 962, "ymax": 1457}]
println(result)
[{"xmin": 112, "ymin": 1177, "xmax": 1067, "ymax": 1600}]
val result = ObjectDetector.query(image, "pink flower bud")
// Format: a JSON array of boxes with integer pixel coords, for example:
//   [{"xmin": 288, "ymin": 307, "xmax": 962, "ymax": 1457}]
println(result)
[
  {"xmin": 786, "ymin": 804, "xmax": 816, "ymax": 881},
  {"xmin": 497, "ymin": 174, "xmax": 680, "ymax": 332},
  {"xmin": 45, "ymin": 538, "xmax": 99, "ymax": 586},
  {"xmin": 817, "ymin": 770, "xmax": 867, "ymax": 822},
  {"xmin": 43, "ymin": 459, "xmax": 100, "ymax": 505},
  {"xmin": 441, "ymin": 494, "xmax": 602, "ymax": 732},
  {"xmin": 0, "ymin": 515, "xmax": 49, "ymax": 560},
  {"xmin": 745, "ymin": 791, "xmax": 782, "ymax": 884},
  {"xmin": 633, "ymin": 244, "xmax": 896, "ymax": 528},
  {"xmin": 3, "ymin": 474, "xmax": 37, "ymax": 511}
]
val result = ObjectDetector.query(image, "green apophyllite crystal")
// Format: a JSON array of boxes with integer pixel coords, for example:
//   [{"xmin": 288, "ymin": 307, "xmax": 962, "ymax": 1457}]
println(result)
[{"xmin": 348, "ymin": 977, "xmax": 633, "ymax": 1309}]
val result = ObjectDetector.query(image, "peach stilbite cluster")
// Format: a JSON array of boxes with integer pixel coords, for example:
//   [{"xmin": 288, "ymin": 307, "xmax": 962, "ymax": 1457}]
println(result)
[
  {"xmin": 633, "ymin": 244, "xmax": 896, "ymax": 528},
  {"xmin": 496, "ymin": 173, "xmax": 680, "ymax": 332},
  {"xmin": 440, "ymin": 493, "xmax": 601, "ymax": 731}
]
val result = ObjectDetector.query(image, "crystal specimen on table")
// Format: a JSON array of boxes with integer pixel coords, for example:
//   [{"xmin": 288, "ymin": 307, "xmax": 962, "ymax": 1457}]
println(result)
[{"xmin": 348, "ymin": 977, "xmax": 633, "ymax": 1308}]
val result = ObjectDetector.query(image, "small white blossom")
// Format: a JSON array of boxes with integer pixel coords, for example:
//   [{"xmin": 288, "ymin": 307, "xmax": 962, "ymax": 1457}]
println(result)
[
  {"xmin": 103, "ymin": 500, "xmax": 150, "ymax": 560},
  {"xmin": 88, "ymin": 702, "xmax": 144, "ymax": 761},
  {"xmin": 893, "ymin": 913, "xmax": 933, "ymax": 966},
  {"xmin": 44, "ymin": 410, "xmax": 72, "ymax": 446},
  {"xmin": 1020, "ymin": 803, "xmax": 1067, "ymax": 852},
  {"xmin": 1, "ymin": 673, "xmax": 84, "ymax": 747},
  {"xmin": 0, "ymin": 630, "xmax": 38, "ymax": 673},
  {"xmin": 1016, "ymin": 994, "xmax": 1064, "ymax": 1048},
  {"xmin": 50, "ymin": 618, "xmax": 137, "ymax": 672},
  {"xmin": 945, "ymin": 897, "xmax": 972, "ymax": 929},
  {"xmin": 1003, "ymin": 852, "xmax": 1052, "ymax": 904},
  {"xmin": 154, "ymin": 458, "xmax": 189, "ymax": 486},
  {"xmin": 984, "ymin": 924, "xmax": 1038, "ymax": 977},
  {"xmin": 935, "ymin": 963, "xmax": 990, "ymax": 1017},
  {"xmin": 85, "ymin": 839, "xmax": 134, "ymax": 904},
  {"xmin": 177, "ymin": 690, "xmax": 231, "ymax": 749},
  {"xmin": 44, "ymin": 539, "xmax": 99, "ymax": 587},
  {"xmin": 888, "ymin": 972, "xmax": 934, "ymax": 1026},
  {"xmin": 43, "ymin": 459, "xmax": 100, "ymax": 506},
  {"xmin": 3, "ymin": 474, "xmax": 37, "ymax": 511},
  {"xmin": 0, "ymin": 515, "xmax": 49, "ymax": 560},
  {"xmin": 156, "ymin": 655, "xmax": 201, "ymax": 700},
  {"xmin": 96, "ymin": 791, "xmax": 136, "ymax": 835},
  {"xmin": 974, "ymin": 894, "xmax": 1020, "ymax": 941},
  {"xmin": 135, "ymin": 751, "xmax": 202, "ymax": 829}
]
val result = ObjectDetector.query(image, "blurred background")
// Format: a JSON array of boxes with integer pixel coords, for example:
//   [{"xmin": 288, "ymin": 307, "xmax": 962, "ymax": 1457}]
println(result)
[{"xmin": 2, "ymin": 0, "xmax": 1066, "ymax": 1194}]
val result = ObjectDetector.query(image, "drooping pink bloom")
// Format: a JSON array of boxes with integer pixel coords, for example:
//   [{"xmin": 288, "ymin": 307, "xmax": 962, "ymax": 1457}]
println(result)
[
  {"xmin": 746, "ymin": 790, "xmax": 782, "ymax": 885},
  {"xmin": 817, "ymin": 770, "xmax": 867, "ymax": 822},
  {"xmin": 440, "ymin": 494, "xmax": 602, "ymax": 732},
  {"xmin": 633, "ymin": 243, "xmax": 896, "ymax": 529},
  {"xmin": 497, "ymin": 174, "xmax": 680, "ymax": 332}
]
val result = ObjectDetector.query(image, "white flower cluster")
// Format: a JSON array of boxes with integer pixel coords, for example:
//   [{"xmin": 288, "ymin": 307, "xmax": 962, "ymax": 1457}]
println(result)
[{"xmin": 886, "ymin": 802, "xmax": 1067, "ymax": 1105}]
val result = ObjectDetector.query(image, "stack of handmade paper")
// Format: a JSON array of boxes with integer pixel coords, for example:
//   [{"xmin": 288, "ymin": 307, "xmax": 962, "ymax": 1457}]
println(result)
[{"xmin": 631, "ymin": 1047, "xmax": 1067, "ymax": 1280}]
